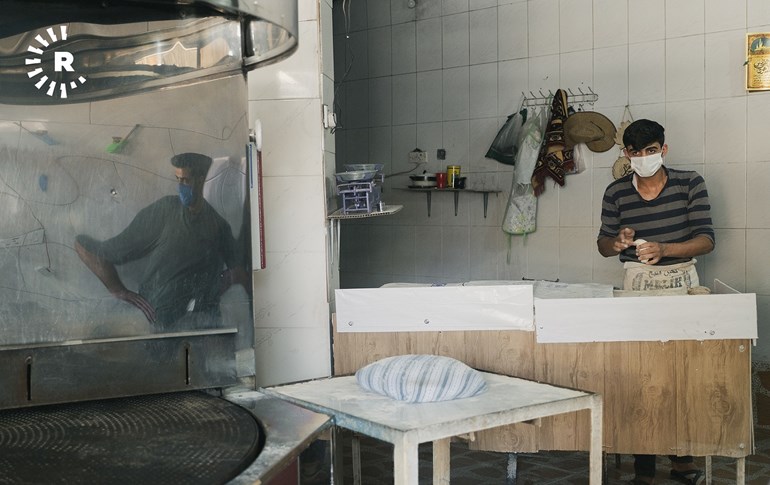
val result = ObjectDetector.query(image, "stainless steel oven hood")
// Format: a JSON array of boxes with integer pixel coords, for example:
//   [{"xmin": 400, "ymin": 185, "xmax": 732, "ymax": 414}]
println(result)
[{"xmin": 0, "ymin": 0, "xmax": 297, "ymax": 104}]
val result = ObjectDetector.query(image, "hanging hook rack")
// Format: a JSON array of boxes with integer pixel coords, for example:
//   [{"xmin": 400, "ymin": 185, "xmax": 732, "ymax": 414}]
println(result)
[{"xmin": 521, "ymin": 86, "xmax": 599, "ymax": 108}]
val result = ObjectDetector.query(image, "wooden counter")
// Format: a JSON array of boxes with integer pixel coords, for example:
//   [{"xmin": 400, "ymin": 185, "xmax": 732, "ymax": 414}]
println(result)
[{"xmin": 332, "ymin": 325, "xmax": 753, "ymax": 458}]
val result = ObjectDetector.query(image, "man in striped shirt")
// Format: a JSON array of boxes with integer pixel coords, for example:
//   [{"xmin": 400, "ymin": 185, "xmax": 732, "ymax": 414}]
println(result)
[{"xmin": 597, "ymin": 118, "xmax": 712, "ymax": 485}]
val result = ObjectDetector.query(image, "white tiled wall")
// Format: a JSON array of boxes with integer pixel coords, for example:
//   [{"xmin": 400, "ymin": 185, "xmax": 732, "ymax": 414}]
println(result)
[
  {"xmin": 332, "ymin": 0, "xmax": 770, "ymax": 360},
  {"xmin": 248, "ymin": 0, "xmax": 335, "ymax": 386}
]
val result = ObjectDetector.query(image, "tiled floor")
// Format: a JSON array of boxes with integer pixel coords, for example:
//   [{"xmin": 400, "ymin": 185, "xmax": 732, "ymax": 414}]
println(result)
[{"xmin": 326, "ymin": 426, "xmax": 770, "ymax": 484}]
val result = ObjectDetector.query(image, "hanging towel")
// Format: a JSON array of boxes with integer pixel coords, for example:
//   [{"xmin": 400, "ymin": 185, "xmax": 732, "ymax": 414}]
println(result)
[{"xmin": 531, "ymin": 89, "xmax": 573, "ymax": 196}]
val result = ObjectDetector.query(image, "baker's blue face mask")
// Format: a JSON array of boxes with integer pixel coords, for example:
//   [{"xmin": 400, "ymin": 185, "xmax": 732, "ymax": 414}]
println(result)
[{"xmin": 178, "ymin": 183, "xmax": 195, "ymax": 207}]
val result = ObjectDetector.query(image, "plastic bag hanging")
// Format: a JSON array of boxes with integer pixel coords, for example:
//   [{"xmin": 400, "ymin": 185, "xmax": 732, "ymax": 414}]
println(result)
[{"xmin": 485, "ymin": 97, "xmax": 527, "ymax": 166}]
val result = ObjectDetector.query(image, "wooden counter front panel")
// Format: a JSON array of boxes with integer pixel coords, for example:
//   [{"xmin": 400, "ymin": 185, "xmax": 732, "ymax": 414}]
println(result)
[{"xmin": 331, "ymin": 324, "xmax": 752, "ymax": 458}]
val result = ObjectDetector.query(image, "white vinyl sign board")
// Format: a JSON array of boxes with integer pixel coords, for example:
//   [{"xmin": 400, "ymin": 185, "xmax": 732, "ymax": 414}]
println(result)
[
  {"xmin": 535, "ymin": 293, "xmax": 758, "ymax": 343},
  {"xmin": 335, "ymin": 285, "xmax": 534, "ymax": 333}
]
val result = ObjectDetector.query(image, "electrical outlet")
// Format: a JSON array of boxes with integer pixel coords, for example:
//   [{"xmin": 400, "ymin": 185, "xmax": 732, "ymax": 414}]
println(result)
[{"xmin": 408, "ymin": 150, "xmax": 428, "ymax": 164}]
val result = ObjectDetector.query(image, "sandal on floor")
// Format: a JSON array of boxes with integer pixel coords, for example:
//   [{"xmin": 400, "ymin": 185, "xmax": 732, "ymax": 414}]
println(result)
[{"xmin": 670, "ymin": 468, "xmax": 704, "ymax": 485}]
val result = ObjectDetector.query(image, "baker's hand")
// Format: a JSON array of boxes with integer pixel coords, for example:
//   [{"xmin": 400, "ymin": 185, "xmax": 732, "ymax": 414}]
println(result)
[
  {"xmin": 635, "ymin": 240, "xmax": 666, "ymax": 265},
  {"xmin": 113, "ymin": 290, "xmax": 156, "ymax": 323},
  {"xmin": 613, "ymin": 227, "xmax": 635, "ymax": 253}
]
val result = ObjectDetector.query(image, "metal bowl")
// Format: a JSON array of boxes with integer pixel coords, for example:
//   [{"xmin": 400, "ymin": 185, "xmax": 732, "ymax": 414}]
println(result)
[
  {"xmin": 344, "ymin": 163, "xmax": 384, "ymax": 173},
  {"xmin": 335, "ymin": 170, "xmax": 377, "ymax": 183}
]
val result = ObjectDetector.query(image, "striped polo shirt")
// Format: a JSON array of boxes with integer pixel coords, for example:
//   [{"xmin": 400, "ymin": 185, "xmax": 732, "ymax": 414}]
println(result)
[{"xmin": 598, "ymin": 167, "xmax": 715, "ymax": 265}]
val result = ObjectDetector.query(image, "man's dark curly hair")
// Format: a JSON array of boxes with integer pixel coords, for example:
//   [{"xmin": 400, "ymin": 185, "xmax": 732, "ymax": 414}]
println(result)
[{"xmin": 622, "ymin": 119, "xmax": 665, "ymax": 150}]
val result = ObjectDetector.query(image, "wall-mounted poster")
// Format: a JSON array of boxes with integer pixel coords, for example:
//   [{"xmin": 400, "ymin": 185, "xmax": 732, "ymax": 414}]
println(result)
[{"xmin": 747, "ymin": 33, "xmax": 770, "ymax": 91}]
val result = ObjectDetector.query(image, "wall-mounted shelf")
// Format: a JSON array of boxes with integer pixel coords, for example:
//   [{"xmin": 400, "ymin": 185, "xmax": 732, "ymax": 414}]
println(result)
[
  {"xmin": 327, "ymin": 204, "xmax": 403, "ymax": 220},
  {"xmin": 398, "ymin": 188, "xmax": 501, "ymax": 218}
]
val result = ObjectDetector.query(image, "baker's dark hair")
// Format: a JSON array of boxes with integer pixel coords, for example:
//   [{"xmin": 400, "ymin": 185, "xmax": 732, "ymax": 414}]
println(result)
[
  {"xmin": 622, "ymin": 119, "xmax": 665, "ymax": 150},
  {"xmin": 170, "ymin": 152, "xmax": 212, "ymax": 178}
]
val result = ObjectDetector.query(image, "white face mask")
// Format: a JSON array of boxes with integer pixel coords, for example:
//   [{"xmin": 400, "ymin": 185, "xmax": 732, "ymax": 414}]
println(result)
[{"xmin": 629, "ymin": 152, "xmax": 663, "ymax": 178}]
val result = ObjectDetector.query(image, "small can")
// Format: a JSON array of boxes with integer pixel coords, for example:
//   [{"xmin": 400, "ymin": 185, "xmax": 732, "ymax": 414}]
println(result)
[{"xmin": 447, "ymin": 165, "xmax": 461, "ymax": 188}]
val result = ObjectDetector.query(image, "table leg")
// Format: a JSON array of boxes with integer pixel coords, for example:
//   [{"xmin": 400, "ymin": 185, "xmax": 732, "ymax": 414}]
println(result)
[
  {"xmin": 352, "ymin": 435, "xmax": 362, "ymax": 485},
  {"xmin": 505, "ymin": 453, "xmax": 517, "ymax": 485},
  {"xmin": 736, "ymin": 456, "xmax": 745, "ymax": 485},
  {"xmin": 705, "ymin": 455, "xmax": 711, "ymax": 485},
  {"xmin": 332, "ymin": 427, "xmax": 345, "ymax": 485},
  {"xmin": 589, "ymin": 395, "xmax": 603, "ymax": 485},
  {"xmin": 393, "ymin": 434, "xmax": 419, "ymax": 485},
  {"xmin": 433, "ymin": 438, "xmax": 451, "ymax": 485}
]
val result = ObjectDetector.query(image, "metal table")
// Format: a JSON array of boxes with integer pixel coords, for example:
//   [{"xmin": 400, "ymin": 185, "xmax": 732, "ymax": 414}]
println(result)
[{"xmin": 263, "ymin": 372, "xmax": 603, "ymax": 485}]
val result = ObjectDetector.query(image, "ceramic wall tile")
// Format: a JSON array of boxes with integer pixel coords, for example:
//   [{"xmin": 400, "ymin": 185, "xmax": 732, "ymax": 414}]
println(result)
[
  {"xmin": 437, "ymin": 189, "xmax": 471, "ymax": 226},
  {"xmin": 665, "ymin": 0, "xmax": 704, "ymax": 38},
  {"xmin": 367, "ymin": 225, "xmax": 395, "ymax": 273},
  {"xmin": 747, "ymin": 93, "xmax": 770, "ymax": 163},
  {"xmin": 470, "ymin": 226, "xmax": 503, "ymax": 280},
  {"xmin": 700, "ymin": 229, "xmax": 746, "ymax": 292},
  {"xmin": 469, "ymin": 117, "xmax": 502, "ymax": 172},
  {"xmin": 528, "ymin": 0, "xmax": 560, "ymax": 57},
  {"xmin": 344, "ymin": 128, "xmax": 369, "ymax": 165},
  {"xmin": 666, "ymin": 36, "xmax": 705, "ymax": 101},
  {"xmin": 470, "ymin": 8, "xmax": 498, "ymax": 64},
  {"xmin": 346, "ymin": 31, "xmax": 370, "ymax": 81},
  {"xmin": 705, "ymin": 0, "xmax": 746, "ymax": 32},
  {"xmin": 470, "ymin": 173, "xmax": 506, "ymax": 226},
  {"xmin": 443, "ymin": 67, "xmax": 471, "ymax": 120},
  {"xmin": 261, "ymin": 175, "xmax": 326, "ymax": 254},
  {"xmin": 391, "ymin": 124, "xmax": 418, "ymax": 174},
  {"xmin": 368, "ymin": 126, "xmax": 393, "ymax": 167},
  {"xmin": 368, "ymin": 27, "xmax": 393, "ymax": 77},
  {"xmin": 499, "ymin": 235, "xmax": 527, "ymax": 281},
  {"xmin": 298, "ymin": 0, "xmax": 318, "ymax": 21},
  {"xmin": 593, "ymin": 46, "xmax": 628, "ymax": 108},
  {"xmin": 322, "ymin": 5, "xmax": 335, "ymax": 80},
  {"xmin": 367, "ymin": 0, "xmax": 392, "ymax": 28},
  {"xmin": 346, "ymin": 0, "xmax": 369, "ymax": 32},
  {"xmin": 592, "ymin": 249, "xmax": 623, "ymax": 287},
  {"xmin": 392, "ymin": 0, "xmax": 417, "ymax": 24},
  {"xmin": 416, "ymin": 0, "xmax": 443, "ymax": 19},
  {"xmin": 334, "ymin": 35, "xmax": 347, "ymax": 80},
  {"xmin": 593, "ymin": 0, "xmax": 628, "ymax": 48},
  {"xmin": 560, "ymin": 0, "xmax": 593, "ymax": 53},
  {"xmin": 705, "ymin": 97, "xmax": 746, "ymax": 164},
  {"xmin": 535, "ymin": 180, "xmax": 560, "ymax": 227},
  {"xmin": 628, "ymin": 41, "xmax": 665, "ymax": 105},
  {"xmin": 417, "ymin": 122, "xmax": 445, "ymax": 159},
  {"xmin": 392, "ymin": 22, "xmax": 417, "ymax": 74},
  {"xmin": 369, "ymin": 76, "xmax": 393, "ymax": 127},
  {"xmin": 705, "ymin": 30, "xmax": 747, "ymax": 99},
  {"xmin": 470, "ymin": 64, "xmax": 498, "ymax": 118},
  {"xmin": 253, "ymin": 326, "xmax": 331, "ymax": 386},
  {"xmin": 389, "ymin": 225, "xmax": 417, "ymax": 275},
  {"xmin": 528, "ymin": 55, "xmax": 560, "ymax": 95},
  {"xmin": 249, "ymin": 98, "xmax": 323, "ymax": 177},
  {"xmin": 747, "ymin": 229, "xmax": 770, "ymax": 293},
  {"xmin": 748, "ymin": 0, "xmax": 770, "ymax": 28},
  {"xmin": 323, "ymin": 76, "xmax": 336, "ymax": 154},
  {"xmin": 253, "ymin": 249, "xmax": 329, "ymax": 327},
  {"xmin": 524, "ymin": 226, "xmax": 559, "ymax": 281},
  {"xmin": 444, "ymin": 0, "xmax": 470, "ymax": 15},
  {"xmin": 442, "ymin": 120, "xmax": 471, "ymax": 166},
  {"xmin": 393, "ymin": 74, "xmax": 418, "ymax": 125},
  {"xmin": 470, "ymin": 0, "xmax": 497, "ymax": 9},
  {"xmin": 664, "ymin": 101, "xmax": 705, "ymax": 165},
  {"xmin": 755, "ymin": 296, "xmax": 770, "ymax": 360},
  {"xmin": 559, "ymin": 50, "xmax": 593, "ymax": 90},
  {"xmin": 628, "ymin": 0, "xmax": 664, "ymax": 43},
  {"xmin": 498, "ymin": 58, "xmax": 529, "ymax": 116},
  {"xmin": 558, "ymin": 227, "xmax": 594, "ymax": 284},
  {"xmin": 747, "ymin": 162, "xmax": 770, "ymax": 228},
  {"xmin": 704, "ymin": 162, "xmax": 747, "ymax": 229},
  {"xmin": 442, "ymin": 226, "xmax": 471, "ymax": 279},
  {"xmin": 442, "ymin": 13, "xmax": 471, "ymax": 68},
  {"xmin": 417, "ymin": 70, "xmax": 444, "ymax": 122},
  {"xmin": 592, "ymin": 167, "xmax": 614, "ymax": 227},
  {"xmin": 559, "ymin": 170, "xmax": 593, "ymax": 227},
  {"xmin": 343, "ymin": 79, "xmax": 370, "ymax": 129},
  {"xmin": 416, "ymin": 18, "xmax": 444, "ymax": 71},
  {"xmin": 498, "ymin": 2, "xmax": 529, "ymax": 61},
  {"xmin": 414, "ymin": 225, "xmax": 443, "ymax": 276}
]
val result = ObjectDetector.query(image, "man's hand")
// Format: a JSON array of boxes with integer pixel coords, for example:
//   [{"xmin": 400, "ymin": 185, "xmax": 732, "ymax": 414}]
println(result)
[
  {"xmin": 113, "ymin": 289, "xmax": 156, "ymax": 323},
  {"xmin": 597, "ymin": 227, "xmax": 635, "ymax": 257},
  {"xmin": 634, "ymin": 240, "xmax": 665, "ymax": 265}
]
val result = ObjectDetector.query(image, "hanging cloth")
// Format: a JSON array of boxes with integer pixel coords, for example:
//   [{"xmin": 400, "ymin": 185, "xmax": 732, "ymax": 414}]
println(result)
[{"xmin": 530, "ymin": 89, "xmax": 573, "ymax": 196}]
